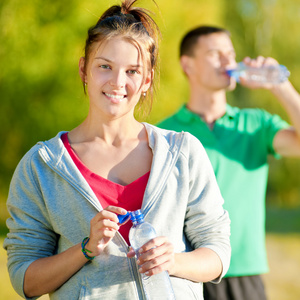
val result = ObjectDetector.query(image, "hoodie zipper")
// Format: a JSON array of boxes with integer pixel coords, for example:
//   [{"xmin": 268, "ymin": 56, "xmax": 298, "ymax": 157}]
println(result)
[
  {"xmin": 141, "ymin": 130, "xmax": 185, "ymax": 217},
  {"xmin": 127, "ymin": 246, "xmax": 147, "ymax": 300}
]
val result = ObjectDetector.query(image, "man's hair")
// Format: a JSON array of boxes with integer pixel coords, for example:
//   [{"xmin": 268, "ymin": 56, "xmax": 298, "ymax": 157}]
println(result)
[{"xmin": 180, "ymin": 25, "xmax": 230, "ymax": 57}]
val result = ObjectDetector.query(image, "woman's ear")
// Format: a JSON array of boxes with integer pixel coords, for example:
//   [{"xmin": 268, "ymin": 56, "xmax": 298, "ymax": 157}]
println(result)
[
  {"xmin": 79, "ymin": 57, "xmax": 87, "ymax": 83},
  {"xmin": 143, "ymin": 69, "xmax": 154, "ymax": 92}
]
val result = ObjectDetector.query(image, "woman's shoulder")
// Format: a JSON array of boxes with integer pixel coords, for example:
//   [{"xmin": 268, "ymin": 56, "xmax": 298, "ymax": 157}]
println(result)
[
  {"xmin": 144, "ymin": 122, "xmax": 193, "ymax": 138},
  {"xmin": 144, "ymin": 122, "xmax": 204, "ymax": 154},
  {"xmin": 143, "ymin": 122, "xmax": 185, "ymax": 144},
  {"xmin": 14, "ymin": 132, "xmax": 66, "ymax": 171}
]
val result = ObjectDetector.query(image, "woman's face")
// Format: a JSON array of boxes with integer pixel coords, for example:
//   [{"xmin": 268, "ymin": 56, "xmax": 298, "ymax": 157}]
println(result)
[{"xmin": 80, "ymin": 36, "xmax": 152, "ymax": 120}]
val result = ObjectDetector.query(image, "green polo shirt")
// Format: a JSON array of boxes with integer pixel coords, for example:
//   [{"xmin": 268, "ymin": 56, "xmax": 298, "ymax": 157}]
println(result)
[{"xmin": 157, "ymin": 104, "xmax": 290, "ymax": 277}]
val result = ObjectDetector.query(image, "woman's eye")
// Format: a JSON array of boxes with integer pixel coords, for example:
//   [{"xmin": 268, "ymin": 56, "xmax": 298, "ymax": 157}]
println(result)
[
  {"xmin": 100, "ymin": 65, "xmax": 110, "ymax": 69},
  {"xmin": 128, "ymin": 69, "xmax": 139, "ymax": 75}
]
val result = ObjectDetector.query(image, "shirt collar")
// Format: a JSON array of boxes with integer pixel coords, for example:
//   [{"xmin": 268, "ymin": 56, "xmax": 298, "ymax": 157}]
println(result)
[
  {"xmin": 176, "ymin": 103, "xmax": 236, "ymax": 124},
  {"xmin": 225, "ymin": 104, "xmax": 236, "ymax": 118},
  {"xmin": 176, "ymin": 105, "xmax": 196, "ymax": 123}
]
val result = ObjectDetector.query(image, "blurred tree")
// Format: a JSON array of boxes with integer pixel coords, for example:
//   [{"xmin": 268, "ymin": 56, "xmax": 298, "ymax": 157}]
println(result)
[{"xmin": 0, "ymin": 0, "xmax": 90, "ymax": 201}]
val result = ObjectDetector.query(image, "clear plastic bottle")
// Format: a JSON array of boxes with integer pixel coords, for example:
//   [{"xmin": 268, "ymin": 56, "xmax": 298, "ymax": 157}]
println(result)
[
  {"xmin": 226, "ymin": 62, "xmax": 290, "ymax": 84},
  {"xmin": 128, "ymin": 210, "xmax": 176, "ymax": 300}
]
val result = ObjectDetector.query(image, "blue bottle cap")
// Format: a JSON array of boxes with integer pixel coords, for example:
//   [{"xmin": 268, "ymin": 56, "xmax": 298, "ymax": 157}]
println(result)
[
  {"xmin": 117, "ymin": 212, "xmax": 131, "ymax": 224},
  {"xmin": 226, "ymin": 68, "xmax": 241, "ymax": 82},
  {"xmin": 226, "ymin": 69, "xmax": 234, "ymax": 77}
]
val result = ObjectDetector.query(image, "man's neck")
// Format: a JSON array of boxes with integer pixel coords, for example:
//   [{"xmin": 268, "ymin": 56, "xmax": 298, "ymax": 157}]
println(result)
[{"xmin": 187, "ymin": 88, "xmax": 227, "ymax": 124}]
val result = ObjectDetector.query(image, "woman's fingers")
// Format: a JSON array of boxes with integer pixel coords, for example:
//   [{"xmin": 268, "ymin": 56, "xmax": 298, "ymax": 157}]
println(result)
[
  {"xmin": 87, "ymin": 206, "xmax": 128, "ymax": 255},
  {"xmin": 127, "ymin": 247, "xmax": 136, "ymax": 258},
  {"xmin": 136, "ymin": 237, "xmax": 175, "ymax": 276},
  {"xmin": 92, "ymin": 206, "xmax": 127, "ymax": 224}
]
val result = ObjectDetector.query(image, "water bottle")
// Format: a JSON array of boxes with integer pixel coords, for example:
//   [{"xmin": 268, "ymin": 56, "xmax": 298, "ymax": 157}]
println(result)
[
  {"xmin": 226, "ymin": 62, "xmax": 290, "ymax": 84},
  {"xmin": 128, "ymin": 210, "xmax": 176, "ymax": 300}
]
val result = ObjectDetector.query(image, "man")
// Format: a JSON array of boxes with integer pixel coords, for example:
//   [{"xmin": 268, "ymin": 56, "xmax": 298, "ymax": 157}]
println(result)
[{"xmin": 157, "ymin": 26, "xmax": 300, "ymax": 300}]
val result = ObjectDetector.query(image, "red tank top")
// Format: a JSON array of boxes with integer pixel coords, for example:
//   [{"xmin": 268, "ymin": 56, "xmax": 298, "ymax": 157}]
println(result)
[{"xmin": 61, "ymin": 132, "xmax": 150, "ymax": 244}]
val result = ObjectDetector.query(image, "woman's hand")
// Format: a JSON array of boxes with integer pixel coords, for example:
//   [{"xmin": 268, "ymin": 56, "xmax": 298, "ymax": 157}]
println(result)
[
  {"xmin": 86, "ymin": 206, "xmax": 128, "ymax": 257},
  {"xmin": 127, "ymin": 236, "xmax": 175, "ymax": 276}
]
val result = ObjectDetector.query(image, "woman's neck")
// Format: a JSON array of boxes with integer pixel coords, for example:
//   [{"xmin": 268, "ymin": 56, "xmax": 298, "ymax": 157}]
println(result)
[{"xmin": 69, "ymin": 115, "xmax": 144, "ymax": 146}]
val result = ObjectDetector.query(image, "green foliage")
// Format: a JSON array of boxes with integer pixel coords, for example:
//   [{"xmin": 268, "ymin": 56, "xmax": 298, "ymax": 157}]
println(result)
[{"xmin": 0, "ymin": 0, "xmax": 299, "ymax": 224}]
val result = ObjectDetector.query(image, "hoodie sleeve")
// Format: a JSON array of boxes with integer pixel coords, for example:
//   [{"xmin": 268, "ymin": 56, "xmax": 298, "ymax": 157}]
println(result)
[
  {"xmin": 183, "ymin": 132, "xmax": 231, "ymax": 281},
  {"xmin": 3, "ymin": 146, "xmax": 58, "ymax": 299}
]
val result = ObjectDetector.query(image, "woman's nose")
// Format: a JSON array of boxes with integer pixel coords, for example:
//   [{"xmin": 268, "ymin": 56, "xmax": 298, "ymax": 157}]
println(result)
[{"xmin": 109, "ymin": 71, "xmax": 125, "ymax": 88}]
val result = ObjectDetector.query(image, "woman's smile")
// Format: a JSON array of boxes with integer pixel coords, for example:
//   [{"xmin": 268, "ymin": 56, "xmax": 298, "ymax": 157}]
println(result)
[{"xmin": 103, "ymin": 92, "xmax": 127, "ymax": 104}]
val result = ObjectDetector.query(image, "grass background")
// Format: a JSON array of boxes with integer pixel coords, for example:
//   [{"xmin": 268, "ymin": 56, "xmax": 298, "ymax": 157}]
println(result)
[{"xmin": 1, "ymin": 207, "xmax": 300, "ymax": 299}]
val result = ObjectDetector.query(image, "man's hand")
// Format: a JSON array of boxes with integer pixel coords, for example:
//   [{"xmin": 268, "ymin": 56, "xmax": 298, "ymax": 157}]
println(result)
[{"xmin": 239, "ymin": 56, "xmax": 287, "ymax": 90}]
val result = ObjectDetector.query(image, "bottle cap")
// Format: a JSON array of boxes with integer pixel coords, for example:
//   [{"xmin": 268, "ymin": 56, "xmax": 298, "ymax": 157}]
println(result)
[
  {"xmin": 117, "ymin": 212, "xmax": 131, "ymax": 224},
  {"xmin": 225, "ymin": 69, "xmax": 234, "ymax": 77},
  {"xmin": 226, "ymin": 68, "xmax": 241, "ymax": 82}
]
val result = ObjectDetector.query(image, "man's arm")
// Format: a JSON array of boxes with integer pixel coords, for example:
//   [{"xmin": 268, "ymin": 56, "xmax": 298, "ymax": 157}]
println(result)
[
  {"xmin": 240, "ymin": 56, "xmax": 300, "ymax": 157},
  {"xmin": 271, "ymin": 80, "xmax": 300, "ymax": 157}
]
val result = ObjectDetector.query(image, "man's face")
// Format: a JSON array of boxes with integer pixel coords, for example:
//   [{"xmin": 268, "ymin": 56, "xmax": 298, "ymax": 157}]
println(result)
[{"xmin": 182, "ymin": 32, "xmax": 237, "ymax": 91}]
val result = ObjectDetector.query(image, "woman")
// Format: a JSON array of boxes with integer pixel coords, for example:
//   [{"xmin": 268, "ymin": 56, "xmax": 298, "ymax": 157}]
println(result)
[{"xmin": 4, "ymin": 0, "xmax": 231, "ymax": 299}]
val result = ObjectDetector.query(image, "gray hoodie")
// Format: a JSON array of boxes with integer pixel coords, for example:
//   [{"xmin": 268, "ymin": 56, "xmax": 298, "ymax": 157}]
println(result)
[{"xmin": 4, "ymin": 123, "xmax": 231, "ymax": 300}]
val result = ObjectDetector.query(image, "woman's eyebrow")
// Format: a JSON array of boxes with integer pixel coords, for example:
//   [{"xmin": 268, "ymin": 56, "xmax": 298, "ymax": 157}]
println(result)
[
  {"xmin": 94, "ymin": 56, "xmax": 111, "ymax": 61},
  {"xmin": 94, "ymin": 56, "xmax": 143, "ymax": 68}
]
